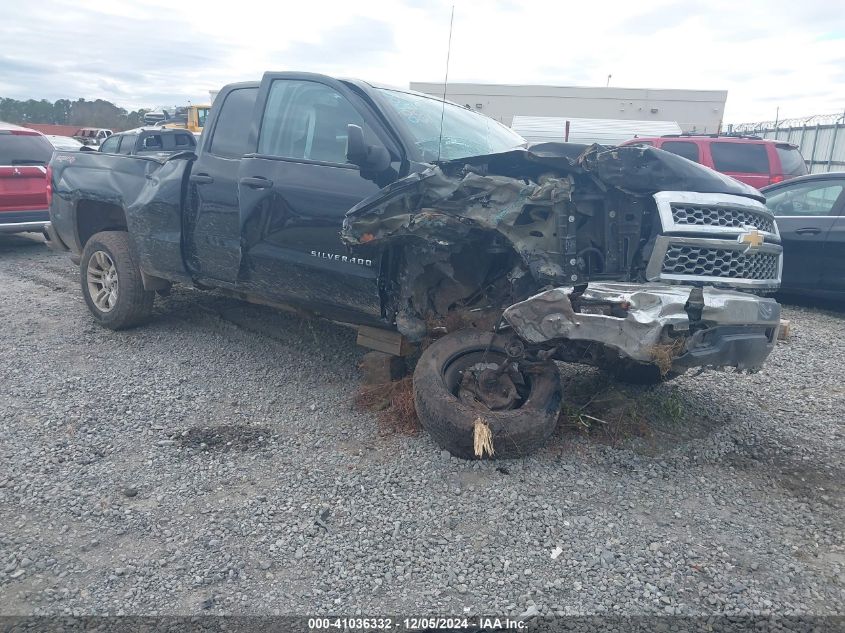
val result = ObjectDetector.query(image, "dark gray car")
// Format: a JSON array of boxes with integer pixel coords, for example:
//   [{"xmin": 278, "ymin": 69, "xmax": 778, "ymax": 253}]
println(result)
[
  {"xmin": 96, "ymin": 127, "xmax": 196, "ymax": 157},
  {"xmin": 762, "ymin": 172, "xmax": 845, "ymax": 298}
]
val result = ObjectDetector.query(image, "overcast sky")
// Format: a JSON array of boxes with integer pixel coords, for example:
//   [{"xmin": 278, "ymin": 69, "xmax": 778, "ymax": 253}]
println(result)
[{"xmin": 2, "ymin": 0, "xmax": 843, "ymax": 124}]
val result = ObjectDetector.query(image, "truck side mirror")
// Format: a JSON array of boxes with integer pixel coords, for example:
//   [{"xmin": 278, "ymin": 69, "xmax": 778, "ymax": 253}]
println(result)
[{"xmin": 346, "ymin": 124, "xmax": 391, "ymax": 176}]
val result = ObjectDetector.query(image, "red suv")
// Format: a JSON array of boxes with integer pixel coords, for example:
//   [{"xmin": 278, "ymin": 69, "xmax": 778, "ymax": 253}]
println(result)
[
  {"xmin": 620, "ymin": 134, "xmax": 807, "ymax": 189},
  {"xmin": 0, "ymin": 122, "xmax": 53, "ymax": 234}
]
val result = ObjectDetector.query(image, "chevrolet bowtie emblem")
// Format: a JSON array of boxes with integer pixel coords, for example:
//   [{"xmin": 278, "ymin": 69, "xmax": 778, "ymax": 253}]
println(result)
[{"xmin": 738, "ymin": 229, "xmax": 764, "ymax": 248}]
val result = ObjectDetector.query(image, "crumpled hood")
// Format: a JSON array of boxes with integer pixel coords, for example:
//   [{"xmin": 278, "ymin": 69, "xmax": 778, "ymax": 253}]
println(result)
[
  {"xmin": 461, "ymin": 142, "xmax": 763, "ymax": 201},
  {"xmin": 343, "ymin": 143, "xmax": 763, "ymax": 228}
]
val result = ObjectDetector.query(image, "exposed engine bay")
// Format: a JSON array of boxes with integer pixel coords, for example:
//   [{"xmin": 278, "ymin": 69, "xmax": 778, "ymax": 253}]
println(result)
[{"xmin": 342, "ymin": 143, "xmax": 781, "ymax": 374}]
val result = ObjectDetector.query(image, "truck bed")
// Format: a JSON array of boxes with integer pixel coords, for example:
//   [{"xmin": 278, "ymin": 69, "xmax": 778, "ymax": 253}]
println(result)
[{"xmin": 48, "ymin": 150, "xmax": 194, "ymax": 282}]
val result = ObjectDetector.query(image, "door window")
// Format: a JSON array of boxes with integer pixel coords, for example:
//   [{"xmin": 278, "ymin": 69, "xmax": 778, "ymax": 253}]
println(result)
[
  {"xmin": 208, "ymin": 87, "xmax": 259, "ymax": 158},
  {"xmin": 661, "ymin": 141, "xmax": 700, "ymax": 162},
  {"xmin": 98, "ymin": 135, "xmax": 120, "ymax": 154},
  {"xmin": 117, "ymin": 134, "xmax": 136, "ymax": 155},
  {"xmin": 258, "ymin": 80, "xmax": 367, "ymax": 164},
  {"xmin": 765, "ymin": 180, "xmax": 845, "ymax": 216},
  {"xmin": 196, "ymin": 107, "xmax": 209, "ymax": 128},
  {"xmin": 711, "ymin": 142, "xmax": 769, "ymax": 173}
]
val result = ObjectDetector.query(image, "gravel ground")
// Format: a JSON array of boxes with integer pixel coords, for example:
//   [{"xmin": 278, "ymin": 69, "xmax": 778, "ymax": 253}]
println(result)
[{"xmin": 1, "ymin": 232, "xmax": 843, "ymax": 617}]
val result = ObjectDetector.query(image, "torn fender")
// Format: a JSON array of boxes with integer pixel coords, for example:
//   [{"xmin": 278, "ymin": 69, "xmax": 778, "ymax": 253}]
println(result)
[
  {"xmin": 501, "ymin": 283, "xmax": 781, "ymax": 364},
  {"xmin": 343, "ymin": 164, "xmax": 571, "ymax": 281}
]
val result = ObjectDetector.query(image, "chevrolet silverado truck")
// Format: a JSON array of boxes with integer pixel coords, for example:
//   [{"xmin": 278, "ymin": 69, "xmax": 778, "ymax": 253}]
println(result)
[{"xmin": 47, "ymin": 72, "xmax": 783, "ymax": 459}]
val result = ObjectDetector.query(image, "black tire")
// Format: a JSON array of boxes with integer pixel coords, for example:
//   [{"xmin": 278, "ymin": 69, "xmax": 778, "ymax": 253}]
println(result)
[
  {"xmin": 80, "ymin": 231, "xmax": 154, "ymax": 330},
  {"xmin": 413, "ymin": 329, "xmax": 562, "ymax": 460}
]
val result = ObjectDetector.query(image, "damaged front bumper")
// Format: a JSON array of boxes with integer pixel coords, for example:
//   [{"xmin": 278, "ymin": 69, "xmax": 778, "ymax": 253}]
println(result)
[{"xmin": 502, "ymin": 283, "xmax": 780, "ymax": 373}]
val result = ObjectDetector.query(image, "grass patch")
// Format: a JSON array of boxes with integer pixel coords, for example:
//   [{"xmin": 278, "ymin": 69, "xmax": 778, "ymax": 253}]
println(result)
[
  {"xmin": 354, "ymin": 376, "xmax": 420, "ymax": 435},
  {"xmin": 557, "ymin": 369, "xmax": 690, "ymax": 448}
]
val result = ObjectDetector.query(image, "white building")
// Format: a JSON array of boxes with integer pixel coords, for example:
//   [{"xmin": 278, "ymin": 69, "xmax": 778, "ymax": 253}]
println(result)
[{"xmin": 409, "ymin": 82, "xmax": 727, "ymax": 136}]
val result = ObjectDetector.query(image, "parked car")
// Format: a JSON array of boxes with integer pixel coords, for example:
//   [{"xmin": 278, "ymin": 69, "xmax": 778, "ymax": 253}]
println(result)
[
  {"xmin": 74, "ymin": 128, "xmax": 113, "ymax": 146},
  {"xmin": 46, "ymin": 135, "xmax": 84, "ymax": 151},
  {"xmin": 621, "ymin": 134, "xmax": 807, "ymax": 189},
  {"xmin": 46, "ymin": 73, "xmax": 782, "ymax": 459},
  {"xmin": 761, "ymin": 172, "xmax": 845, "ymax": 298},
  {"xmin": 98, "ymin": 127, "xmax": 197, "ymax": 157},
  {"xmin": 0, "ymin": 122, "xmax": 52, "ymax": 234}
]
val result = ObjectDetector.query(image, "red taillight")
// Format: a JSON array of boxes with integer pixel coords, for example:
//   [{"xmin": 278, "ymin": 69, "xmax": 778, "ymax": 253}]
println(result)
[
  {"xmin": 45, "ymin": 164, "xmax": 53, "ymax": 206},
  {"xmin": 769, "ymin": 175, "xmax": 785, "ymax": 184}
]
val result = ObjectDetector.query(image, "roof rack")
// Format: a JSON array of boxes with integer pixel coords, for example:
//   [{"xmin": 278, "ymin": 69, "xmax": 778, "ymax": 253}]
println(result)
[{"xmin": 660, "ymin": 132, "xmax": 763, "ymax": 140}]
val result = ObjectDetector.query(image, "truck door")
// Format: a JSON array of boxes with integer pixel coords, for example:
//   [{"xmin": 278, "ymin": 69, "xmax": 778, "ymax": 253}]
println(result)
[
  {"xmin": 185, "ymin": 84, "xmax": 258, "ymax": 282},
  {"xmin": 236, "ymin": 74, "xmax": 397, "ymax": 319}
]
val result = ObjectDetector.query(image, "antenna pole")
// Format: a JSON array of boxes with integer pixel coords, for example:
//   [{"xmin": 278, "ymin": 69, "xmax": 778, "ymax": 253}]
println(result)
[{"xmin": 437, "ymin": 5, "xmax": 455, "ymax": 163}]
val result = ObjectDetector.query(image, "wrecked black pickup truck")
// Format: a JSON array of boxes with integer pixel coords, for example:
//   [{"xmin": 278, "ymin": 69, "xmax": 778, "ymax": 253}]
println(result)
[{"xmin": 47, "ymin": 72, "xmax": 783, "ymax": 459}]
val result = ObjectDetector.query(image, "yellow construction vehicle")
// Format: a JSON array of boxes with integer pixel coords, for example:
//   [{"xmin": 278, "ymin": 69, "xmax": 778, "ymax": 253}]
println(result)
[{"xmin": 160, "ymin": 105, "xmax": 210, "ymax": 134}]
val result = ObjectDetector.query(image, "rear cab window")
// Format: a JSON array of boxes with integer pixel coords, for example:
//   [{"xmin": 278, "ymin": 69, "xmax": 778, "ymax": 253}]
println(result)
[
  {"xmin": 711, "ymin": 142, "xmax": 769, "ymax": 174},
  {"xmin": 660, "ymin": 140, "xmax": 700, "ymax": 163},
  {"xmin": 209, "ymin": 88, "xmax": 259, "ymax": 158},
  {"xmin": 0, "ymin": 132, "xmax": 54, "ymax": 165},
  {"xmin": 141, "ymin": 134, "xmax": 164, "ymax": 151},
  {"xmin": 775, "ymin": 145, "xmax": 808, "ymax": 177},
  {"xmin": 175, "ymin": 133, "xmax": 194, "ymax": 148}
]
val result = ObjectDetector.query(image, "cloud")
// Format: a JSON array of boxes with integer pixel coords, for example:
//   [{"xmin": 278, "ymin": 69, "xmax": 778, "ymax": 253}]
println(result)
[
  {"xmin": 0, "ymin": 0, "xmax": 841, "ymax": 123},
  {"xmin": 617, "ymin": 1, "xmax": 702, "ymax": 34},
  {"xmin": 268, "ymin": 16, "xmax": 398, "ymax": 69}
]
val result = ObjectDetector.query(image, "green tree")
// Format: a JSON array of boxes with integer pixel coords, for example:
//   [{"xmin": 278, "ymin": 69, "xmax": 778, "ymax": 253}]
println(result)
[{"xmin": 0, "ymin": 96, "xmax": 150, "ymax": 131}]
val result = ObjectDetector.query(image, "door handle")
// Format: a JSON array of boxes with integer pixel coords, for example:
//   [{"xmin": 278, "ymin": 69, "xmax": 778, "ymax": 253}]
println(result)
[
  {"xmin": 239, "ymin": 176, "xmax": 273, "ymax": 189},
  {"xmin": 795, "ymin": 227, "xmax": 821, "ymax": 235},
  {"xmin": 190, "ymin": 173, "xmax": 214, "ymax": 185}
]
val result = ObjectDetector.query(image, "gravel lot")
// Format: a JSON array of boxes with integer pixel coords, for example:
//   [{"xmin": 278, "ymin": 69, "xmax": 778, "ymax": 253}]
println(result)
[{"xmin": 1, "ymin": 232, "xmax": 843, "ymax": 617}]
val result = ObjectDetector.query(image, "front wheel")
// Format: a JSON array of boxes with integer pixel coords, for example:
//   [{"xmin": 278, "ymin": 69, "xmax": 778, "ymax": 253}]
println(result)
[
  {"xmin": 80, "ymin": 231, "xmax": 154, "ymax": 330},
  {"xmin": 413, "ymin": 329, "xmax": 562, "ymax": 460}
]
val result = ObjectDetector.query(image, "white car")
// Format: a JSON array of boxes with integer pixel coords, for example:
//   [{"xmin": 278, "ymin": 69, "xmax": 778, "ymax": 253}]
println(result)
[
  {"xmin": 46, "ymin": 135, "xmax": 84, "ymax": 151},
  {"xmin": 74, "ymin": 128, "xmax": 113, "ymax": 146}
]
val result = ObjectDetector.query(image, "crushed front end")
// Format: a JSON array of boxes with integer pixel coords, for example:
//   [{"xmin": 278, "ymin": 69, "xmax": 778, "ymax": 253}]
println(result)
[
  {"xmin": 502, "ymin": 282, "xmax": 780, "ymax": 376},
  {"xmin": 343, "ymin": 143, "xmax": 782, "ymax": 376}
]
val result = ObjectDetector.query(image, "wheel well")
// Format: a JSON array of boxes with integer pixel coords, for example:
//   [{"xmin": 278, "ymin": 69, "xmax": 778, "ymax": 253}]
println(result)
[
  {"xmin": 76, "ymin": 200, "xmax": 128, "ymax": 247},
  {"xmin": 385, "ymin": 236, "xmax": 534, "ymax": 340}
]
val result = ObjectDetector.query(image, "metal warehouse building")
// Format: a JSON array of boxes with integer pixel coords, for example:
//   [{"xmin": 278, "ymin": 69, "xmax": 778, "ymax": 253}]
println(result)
[{"xmin": 409, "ymin": 82, "xmax": 727, "ymax": 139}]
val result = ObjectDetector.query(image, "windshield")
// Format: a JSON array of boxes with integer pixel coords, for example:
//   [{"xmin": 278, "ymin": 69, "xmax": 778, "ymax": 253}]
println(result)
[{"xmin": 377, "ymin": 88, "xmax": 525, "ymax": 161}]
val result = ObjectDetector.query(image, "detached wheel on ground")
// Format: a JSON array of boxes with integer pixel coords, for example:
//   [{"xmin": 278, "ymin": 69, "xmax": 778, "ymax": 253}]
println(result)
[
  {"xmin": 80, "ymin": 231, "xmax": 154, "ymax": 330},
  {"xmin": 413, "ymin": 329, "xmax": 562, "ymax": 460}
]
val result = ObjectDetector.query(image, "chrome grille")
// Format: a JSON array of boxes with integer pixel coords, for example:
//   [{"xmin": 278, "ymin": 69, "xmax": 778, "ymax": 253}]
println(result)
[
  {"xmin": 662, "ymin": 245, "xmax": 780, "ymax": 281},
  {"xmin": 670, "ymin": 204, "xmax": 776, "ymax": 234},
  {"xmin": 648, "ymin": 192, "xmax": 782, "ymax": 289}
]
